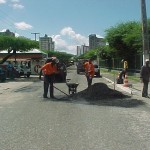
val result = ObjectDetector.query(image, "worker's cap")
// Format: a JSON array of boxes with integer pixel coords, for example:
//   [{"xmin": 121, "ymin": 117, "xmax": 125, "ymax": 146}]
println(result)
[
  {"xmin": 46, "ymin": 57, "xmax": 53, "ymax": 63},
  {"xmin": 51, "ymin": 57, "xmax": 59, "ymax": 63},
  {"xmin": 145, "ymin": 59, "xmax": 149, "ymax": 62}
]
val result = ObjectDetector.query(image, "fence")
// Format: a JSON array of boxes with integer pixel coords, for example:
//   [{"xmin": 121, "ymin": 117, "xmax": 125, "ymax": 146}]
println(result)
[{"xmin": 99, "ymin": 54, "xmax": 143, "ymax": 73}]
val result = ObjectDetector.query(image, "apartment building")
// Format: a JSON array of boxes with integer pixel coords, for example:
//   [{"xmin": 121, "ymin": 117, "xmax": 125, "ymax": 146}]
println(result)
[
  {"xmin": 89, "ymin": 34, "xmax": 106, "ymax": 50},
  {"xmin": 0, "ymin": 29, "xmax": 15, "ymax": 37},
  {"xmin": 39, "ymin": 34, "xmax": 55, "ymax": 51},
  {"xmin": 77, "ymin": 45, "xmax": 89, "ymax": 56}
]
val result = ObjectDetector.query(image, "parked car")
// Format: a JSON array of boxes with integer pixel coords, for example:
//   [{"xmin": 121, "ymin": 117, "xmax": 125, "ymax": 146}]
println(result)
[
  {"xmin": 0, "ymin": 65, "xmax": 6, "ymax": 82},
  {"xmin": 55, "ymin": 62, "xmax": 67, "ymax": 82},
  {"xmin": 94, "ymin": 64, "xmax": 100, "ymax": 77},
  {"xmin": 76, "ymin": 59, "xmax": 88, "ymax": 74},
  {"xmin": 14, "ymin": 64, "xmax": 31, "ymax": 78},
  {"xmin": 0, "ymin": 63, "xmax": 19, "ymax": 79}
]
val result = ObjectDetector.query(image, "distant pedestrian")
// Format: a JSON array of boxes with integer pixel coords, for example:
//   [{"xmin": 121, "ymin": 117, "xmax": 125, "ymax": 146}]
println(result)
[
  {"xmin": 121, "ymin": 59, "xmax": 128, "ymax": 78},
  {"xmin": 7, "ymin": 61, "xmax": 14, "ymax": 79},
  {"xmin": 39, "ymin": 57, "xmax": 59, "ymax": 98},
  {"xmin": 140, "ymin": 59, "xmax": 150, "ymax": 98},
  {"xmin": 83, "ymin": 58, "xmax": 95, "ymax": 87}
]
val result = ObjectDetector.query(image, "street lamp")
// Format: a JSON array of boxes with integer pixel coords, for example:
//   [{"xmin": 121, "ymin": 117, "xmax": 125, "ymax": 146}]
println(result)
[{"xmin": 31, "ymin": 33, "xmax": 40, "ymax": 41}]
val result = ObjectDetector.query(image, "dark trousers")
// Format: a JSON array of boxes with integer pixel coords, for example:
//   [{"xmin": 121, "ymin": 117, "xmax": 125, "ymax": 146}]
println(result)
[
  {"xmin": 86, "ymin": 75, "xmax": 92, "ymax": 87},
  {"xmin": 142, "ymin": 80, "xmax": 149, "ymax": 97},
  {"xmin": 44, "ymin": 74, "xmax": 55, "ymax": 98}
]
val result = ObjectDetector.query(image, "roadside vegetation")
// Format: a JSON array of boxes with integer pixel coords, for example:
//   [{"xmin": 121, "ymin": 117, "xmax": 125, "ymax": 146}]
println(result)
[
  {"xmin": 0, "ymin": 36, "xmax": 39, "ymax": 64},
  {"xmin": 0, "ymin": 36, "xmax": 74, "ymax": 65},
  {"xmin": 41, "ymin": 50, "xmax": 74, "ymax": 65},
  {"xmin": 77, "ymin": 19, "xmax": 150, "ymax": 71},
  {"xmin": 0, "ymin": 19, "xmax": 150, "ymax": 68}
]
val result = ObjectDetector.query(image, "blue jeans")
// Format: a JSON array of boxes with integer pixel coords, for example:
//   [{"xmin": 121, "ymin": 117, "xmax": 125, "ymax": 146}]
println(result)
[
  {"xmin": 142, "ymin": 80, "xmax": 149, "ymax": 97},
  {"xmin": 44, "ymin": 74, "xmax": 55, "ymax": 97},
  {"xmin": 86, "ymin": 75, "xmax": 92, "ymax": 87}
]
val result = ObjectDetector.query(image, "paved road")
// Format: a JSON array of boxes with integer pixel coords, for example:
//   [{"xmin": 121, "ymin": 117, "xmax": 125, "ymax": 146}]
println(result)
[{"xmin": 0, "ymin": 66, "xmax": 150, "ymax": 150}]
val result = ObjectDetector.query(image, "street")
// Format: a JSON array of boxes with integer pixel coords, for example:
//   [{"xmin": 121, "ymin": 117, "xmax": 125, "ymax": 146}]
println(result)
[{"xmin": 0, "ymin": 65, "xmax": 150, "ymax": 150}]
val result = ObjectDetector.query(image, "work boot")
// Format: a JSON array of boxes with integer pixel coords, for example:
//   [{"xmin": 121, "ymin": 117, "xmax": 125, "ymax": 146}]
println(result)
[
  {"xmin": 43, "ymin": 94, "xmax": 48, "ymax": 98},
  {"xmin": 50, "ymin": 95, "xmax": 55, "ymax": 99}
]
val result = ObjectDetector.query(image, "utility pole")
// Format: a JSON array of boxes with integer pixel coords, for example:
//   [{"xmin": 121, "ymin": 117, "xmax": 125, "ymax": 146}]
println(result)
[
  {"xmin": 31, "ymin": 33, "xmax": 40, "ymax": 41},
  {"xmin": 141, "ymin": 0, "xmax": 149, "ymax": 65}
]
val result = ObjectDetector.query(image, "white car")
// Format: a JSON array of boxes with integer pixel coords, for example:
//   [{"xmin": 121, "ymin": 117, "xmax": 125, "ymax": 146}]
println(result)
[
  {"xmin": 94, "ymin": 64, "xmax": 100, "ymax": 77},
  {"xmin": 14, "ymin": 65, "xmax": 31, "ymax": 78}
]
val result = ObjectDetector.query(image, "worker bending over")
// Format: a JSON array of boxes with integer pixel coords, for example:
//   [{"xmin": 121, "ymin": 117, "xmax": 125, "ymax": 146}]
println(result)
[{"xmin": 39, "ymin": 57, "xmax": 59, "ymax": 98}]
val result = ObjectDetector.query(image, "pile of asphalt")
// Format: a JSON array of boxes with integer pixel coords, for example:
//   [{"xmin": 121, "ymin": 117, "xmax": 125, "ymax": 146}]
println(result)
[{"xmin": 71, "ymin": 82, "xmax": 129, "ymax": 100}]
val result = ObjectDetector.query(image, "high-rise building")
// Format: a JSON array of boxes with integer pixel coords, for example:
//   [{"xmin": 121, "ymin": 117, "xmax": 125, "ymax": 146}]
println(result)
[
  {"xmin": 89, "ymin": 34, "xmax": 106, "ymax": 50},
  {"xmin": 39, "ymin": 34, "xmax": 55, "ymax": 51},
  {"xmin": 77, "ymin": 45, "xmax": 89, "ymax": 56},
  {"xmin": 0, "ymin": 29, "xmax": 15, "ymax": 37},
  {"xmin": 77, "ymin": 46, "xmax": 81, "ymax": 56}
]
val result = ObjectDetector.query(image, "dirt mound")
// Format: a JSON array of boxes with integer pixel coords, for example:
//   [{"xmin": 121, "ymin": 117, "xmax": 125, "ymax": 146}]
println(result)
[{"xmin": 72, "ymin": 83, "xmax": 129, "ymax": 100}]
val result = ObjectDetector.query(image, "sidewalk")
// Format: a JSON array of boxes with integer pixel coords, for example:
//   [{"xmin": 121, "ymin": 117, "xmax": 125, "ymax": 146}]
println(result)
[{"xmin": 102, "ymin": 72, "xmax": 143, "ymax": 97}]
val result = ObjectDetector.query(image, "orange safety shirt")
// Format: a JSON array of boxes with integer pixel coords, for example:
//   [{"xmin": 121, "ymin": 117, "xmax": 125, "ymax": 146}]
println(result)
[
  {"xmin": 84, "ymin": 62, "xmax": 95, "ymax": 77},
  {"xmin": 41, "ymin": 62, "xmax": 58, "ymax": 75}
]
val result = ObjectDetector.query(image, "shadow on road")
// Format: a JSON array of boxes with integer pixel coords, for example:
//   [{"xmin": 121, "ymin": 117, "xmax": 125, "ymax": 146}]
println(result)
[{"xmin": 2, "ymin": 76, "xmax": 40, "ymax": 83}]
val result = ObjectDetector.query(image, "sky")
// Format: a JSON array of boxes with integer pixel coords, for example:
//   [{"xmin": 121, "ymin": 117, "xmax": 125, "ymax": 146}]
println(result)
[{"xmin": 0, "ymin": 0, "xmax": 150, "ymax": 55}]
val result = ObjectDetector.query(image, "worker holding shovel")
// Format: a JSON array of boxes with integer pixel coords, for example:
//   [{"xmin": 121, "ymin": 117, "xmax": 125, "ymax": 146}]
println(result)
[{"xmin": 39, "ymin": 57, "xmax": 59, "ymax": 98}]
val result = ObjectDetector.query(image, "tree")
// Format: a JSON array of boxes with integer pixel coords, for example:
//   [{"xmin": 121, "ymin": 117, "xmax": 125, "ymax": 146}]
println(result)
[
  {"xmin": 42, "ymin": 50, "xmax": 74, "ymax": 64},
  {"xmin": 0, "ymin": 36, "xmax": 39, "ymax": 64},
  {"xmin": 76, "ymin": 49, "xmax": 97, "ymax": 60},
  {"xmin": 105, "ymin": 21, "xmax": 143, "ymax": 68}
]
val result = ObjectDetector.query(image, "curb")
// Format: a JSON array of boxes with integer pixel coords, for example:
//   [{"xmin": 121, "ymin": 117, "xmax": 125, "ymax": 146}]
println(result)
[{"xmin": 103, "ymin": 77, "xmax": 133, "ymax": 94}]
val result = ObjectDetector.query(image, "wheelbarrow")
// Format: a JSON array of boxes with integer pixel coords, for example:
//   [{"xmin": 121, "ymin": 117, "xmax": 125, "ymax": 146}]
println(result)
[{"xmin": 66, "ymin": 82, "xmax": 79, "ymax": 94}]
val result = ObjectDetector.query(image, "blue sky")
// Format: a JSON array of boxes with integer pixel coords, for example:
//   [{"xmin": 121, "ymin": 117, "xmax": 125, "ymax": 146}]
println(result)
[{"xmin": 0, "ymin": 0, "xmax": 150, "ymax": 55}]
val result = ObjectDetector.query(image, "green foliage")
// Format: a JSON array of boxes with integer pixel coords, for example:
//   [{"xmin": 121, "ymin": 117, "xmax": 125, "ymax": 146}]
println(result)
[
  {"xmin": 0, "ymin": 36, "xmax": 39, "ymax": 64},
  {"xmin": 0, "ymin": 36, "xmax": 39, "ymax": 51},
  {"xmin": 104, "ymin": 20, "xmax": 149, "ymax": 69},
  {"xmin": 105, "ymin": 21, "xmax": 142, "ymax": 59},
  {"xmin": 83, "ymin": 49, "xmax": 97, "ymax": 60},
  {"xmin": 42, "ymin": 50, "xmax": 74, "ymax": 64},
  {"xmin": 97, "ymin": 46, "xmax": 115, "ymax": 59},
  {"xmin": 76, "ymin": 49, "xmax": 97, "ymax": 60}
]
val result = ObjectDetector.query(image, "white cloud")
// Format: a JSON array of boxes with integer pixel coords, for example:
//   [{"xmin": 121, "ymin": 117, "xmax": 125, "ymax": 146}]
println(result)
[
  {"xmin": 0, "ymin": 0, "xmax": 6, "ymax": 4},
  {"xmin": 11, "ymin": 3, "xmax": 24, "ymax": 9},
  {"xmin": 51, "ymin": 27, "xmax": 89, "ymax": 55},
  {"xmin": 96, "ymin": 34, "xmax": 104, "ymax": 38},
  {"xmin": 15, "ymin": 32, "xmax": 19, "ymax": 37},
  {"xmin": 14, "ymin": 22, "xmax": 33, "ymax": 30},
  {"xmin": 11, "ymin": 0, "xmax": 20, "ymax": 2},
  {"xmin": 60, "ymin": 27, "xmax": 88, "ymax": 45},
  {"xmin": 10, "ymin": 0, "xmax": 24, "ymax": 9},
  {"xmin": 52, "ymin": 35, "xmax": 67, "ymax": 48},
  {"xmin": 0, "ymin": 29, "xmax": 7, "ymax": 32}
]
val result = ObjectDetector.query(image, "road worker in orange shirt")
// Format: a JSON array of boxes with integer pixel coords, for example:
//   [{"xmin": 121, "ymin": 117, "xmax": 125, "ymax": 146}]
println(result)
[
  {"xmin": 39, "ymin": 57, "xmax": 59, "ymax": 98},
  {"xmin": 83, "ymin": 58, "xmax": 95, "ymax": 87}
]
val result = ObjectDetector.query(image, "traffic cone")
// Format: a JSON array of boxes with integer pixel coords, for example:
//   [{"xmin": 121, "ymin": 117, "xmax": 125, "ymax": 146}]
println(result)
[{"xmin": 123, "ymin": 73, "xmax": 132, "ymax": 87}]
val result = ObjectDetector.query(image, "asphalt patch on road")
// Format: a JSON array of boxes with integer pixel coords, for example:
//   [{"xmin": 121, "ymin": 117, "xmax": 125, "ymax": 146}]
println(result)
[
  {"xmin": 72, "ymin": 83, "xmax": 129, "ymax": 100},
  {"xmin": 62, "ymin": 83, "xmax": 145, "ymax": 108}
]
